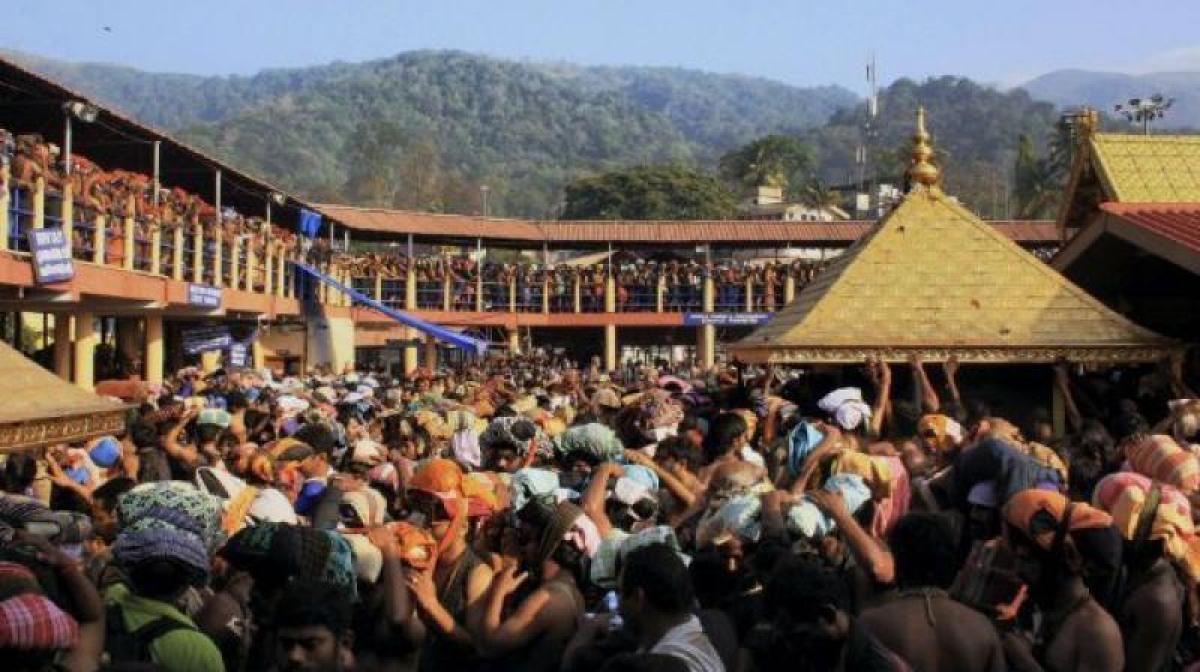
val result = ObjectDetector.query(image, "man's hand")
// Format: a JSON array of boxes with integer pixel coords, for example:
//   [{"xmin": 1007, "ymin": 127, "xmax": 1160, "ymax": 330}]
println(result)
[
  {"xmin": 403, "ymin": 566, "xmax": 439, "ymax": 611},
  {"xmin": 943, "ymin": 356, "xmax": 959, "ymax": 379},
  {"xmin": 493, "ymin": 560, "xmax": 529, "ymax": 597},
  {"xmin": 367, "ymin": 525, "xmax": 401, "ymax": 558}
]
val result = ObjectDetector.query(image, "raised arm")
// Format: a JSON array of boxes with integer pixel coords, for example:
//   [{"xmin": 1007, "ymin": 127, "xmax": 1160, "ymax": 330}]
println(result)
[
  {"xmin": 867, "ymin": 359, "xmax": 892, "ymax": 439},
  {"xmin": 911, "ymin": 355, "xmax": 940, "ymax": 413},
  {"xmin": 807, "ymin": 489, "xmax": 894, "ymax": 585},
  {"xmin": 942, "ymin": 355, "xmax": 963, "ymax": 408}
]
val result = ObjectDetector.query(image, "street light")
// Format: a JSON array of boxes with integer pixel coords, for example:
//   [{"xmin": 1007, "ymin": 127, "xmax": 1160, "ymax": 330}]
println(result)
[
  {"xmin": 1114, "ymin": 94, "xmax": 1174, "ymax": 135},
  {"xmin": 61, "ymin": 100, "xmax": 100, "ymax": 175}
]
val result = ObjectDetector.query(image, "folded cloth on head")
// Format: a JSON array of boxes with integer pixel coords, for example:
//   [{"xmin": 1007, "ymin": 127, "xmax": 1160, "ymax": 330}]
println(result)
[
  {"xmin": 197, "ymin": 408, "xmax": 231, "ymax": 428},
  {"xmin": 829, "ymin": 451, "xmax": 894, "ymax": 499},
  {"xmin": 112, "ymin": 525, "xmax": 211, "ymax": 586},
  {"xmin": 1092, "ymin": 471, "xmax": 1200, "ymax": 581},
  {"xmin": 0, "ymin": 593, "xmax": 79, "ymax": 650},
  {"xmin": 220, "ymin": 523, "xmax": 358, "ymax": 600},
  {"xmin": 590, "ymin": 525, "xmax": 689, "ymax": 589},
  {"xmin": 1125, "ymin": 434, "xmax": 1200, "ymax": 495},
  {"xmin": 277, "ymin": 395, "xmax": 311, "ymax": 417},
  {"xmin": 786, "ymin": 421, "xmax": 825, "ymax": 477},
  {"xmin": 89, "ymin": 436, "xmax": 122, "ymax": 468},
  {"xmin": 818, "ymin": 387, "xmax": 872, "ymax": 431},
  {"xmin": 452, "ymin": 428, "xmax": 482, "ymax": 469},
  {"xmin": 1003, "ymin": 489, "xmax": 1112, "ymax": 552},
  {"xmin": 481, "ymin": 416, "xmax": 554, "ymax": 459},
  {"xmin": 117, "ymin": 481, "xmax": 225, "ymax": 553},
  {"xmin": 556, "ymin": 423, "xmax": 625, "ymax": 462},
  {"xmin": 786, "ymin": 473, "xmax": 872, "ymax": 539},
  {"xmin": 0, "ymin": 562, "xmax": 42, "ymax": 601},
  {"xmin": 697, "ymin": 494, "xmax": 762, "ymax": 548},
  {"xmin": 510, "ymin": 468, "xmax": 560, "ymax": 512},
  {"xmin": 621, "ymin": 464, "xmax": 660, "ymax": 492},
  {"xmin": 918, "ymin": 414, "xmax": 964, "ymax": 453},
  {"xmin": 538, "ymin": 501, "xmax": 600, "ymax": 564}
]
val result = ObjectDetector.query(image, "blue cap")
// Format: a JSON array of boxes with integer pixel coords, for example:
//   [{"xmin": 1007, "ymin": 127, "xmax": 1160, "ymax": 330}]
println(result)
[{"xmin": 89, "ymin": 436, "xmax": 121, "ymax": 468}]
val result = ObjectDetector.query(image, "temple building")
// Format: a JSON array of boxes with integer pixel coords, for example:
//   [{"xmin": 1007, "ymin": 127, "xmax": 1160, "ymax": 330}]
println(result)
[
  {"xmin": 730, "ymin": 109, "xmax": 1175, "ymax": 367},
  {"xmin": 1052, "ymin": 115, "xmax": 1200, "ymax": 340}
]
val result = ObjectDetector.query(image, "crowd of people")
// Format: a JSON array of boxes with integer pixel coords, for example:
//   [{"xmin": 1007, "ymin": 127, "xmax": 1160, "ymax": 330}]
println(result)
[
  {"xmin": 3, "ymin": 130, "xmax": 297, "ymax": 273},
  {"xmin": 339, "ymin": 253, "xmax": 833, "ymax": 313},
  {"xmin": 4, "ymin": 349, "xmax": 1200, "ymax": 671}
]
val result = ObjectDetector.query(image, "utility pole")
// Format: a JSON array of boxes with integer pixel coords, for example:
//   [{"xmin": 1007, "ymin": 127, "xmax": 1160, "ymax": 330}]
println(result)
[{"xmin": 1115, "ymin": 94, "xmax": 1173, "ymax": 135}]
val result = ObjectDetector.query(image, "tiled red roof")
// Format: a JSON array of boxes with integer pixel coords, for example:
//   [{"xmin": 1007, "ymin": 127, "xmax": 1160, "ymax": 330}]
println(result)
[
  {"xmin": 1099, "ymin": 202, "xmax": 1200, "ymax": 255},
  {"xmin": 313, "ymin": 203, "xmax": 1056, "ymax": 245}
]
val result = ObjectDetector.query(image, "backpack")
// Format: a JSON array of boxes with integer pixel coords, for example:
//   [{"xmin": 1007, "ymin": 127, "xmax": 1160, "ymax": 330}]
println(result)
[{"xmin": 103, "ymin": 602, "xmax": 192, "ymax": 667}]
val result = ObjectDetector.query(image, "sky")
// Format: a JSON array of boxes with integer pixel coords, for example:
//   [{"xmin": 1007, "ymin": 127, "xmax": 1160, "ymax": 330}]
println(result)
[{"xmin": 5, "ymin": 0, "xmax": 1200, "ymax": 89}]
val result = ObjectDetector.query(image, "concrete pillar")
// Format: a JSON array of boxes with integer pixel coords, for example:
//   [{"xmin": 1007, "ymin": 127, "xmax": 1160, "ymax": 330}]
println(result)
[
  {"xmin": 264, "ymin": 244, "xmax": 275, "ymax": 295},
  {"xmin": 252, "ymin": 340, "xmax": 265, "ymax": 370},
  {"xmin": 475, "ymin": 272, "xmax": 484, "ymax": 312},
  {"xmin": 32, "ymin": 177, "xmax": 44, "ymax": 229},
  {"xmin": 604, "ymin": 324, "xmax": 617, "ymax": 372},
  {"xmin": 172, "ymin": 225, "xmax": 185, "ymax": 280},
  {"xmin": 508, "ymin": 277, "xmax": 517, "ymax": 313},
  {"xmin": 122, "ymin": 208, "xmax": 135, "ymax": 271},
  {"xmin": 0, "ymin": 162, "xmax": 9, "ymax": 251},
  {"xmin": 192, "ymin": 223, "xmax": 204, "ymax": 283},
  {"xmin": 604, "ymin": 275, "xmax": 617, "ymax": 313},
  {"xmin": 145, "ymin": 315, "xmax": 164, "ymax": 384},
  {"xmin": 784, "ymin": 275, "xmax": 796, "ymax": 305},
  {"xmin": 275, "ymin": 244, "xmax": 286, "ymax": 297},
  {"xmin": 73, "ymin": 312, "xmax": 96, "ymax": 390},
  {"xmin": 656, "ymin": 272, "xmax": 666, "ymax": 313},
  {"xmin": 442, "ymin": 272, "xmax": 452, "ymax": 312},
  {"xmin": 53, "ymin": 314, "xmax": 71, "ymax": 380},
  {"xmin": 61, "ymin": 183, "xmax": 73, "ymax": 245},
  {"xmin": 230, "ymin": 234, "xmax": 242, "ymax": 290},
  {"xmin": 507, "ymin": 327, "xmax": 520, "ymax": 355},
  {"xmin": 374, "ymin": 274, "xmax": 383, "ymax": 302},
  {"xmin": 200, "ymin": 350, "xmax": 221, "ymax": 373},
  {"xmin": 405, "ymin": 270, "xmax": 417, "ymax": 310},
  {"xmin": 542, "ymin": 277, "xmax": 551, "ymax": 314},
  {"xmin": 212, "ymin": 230, "xmax": 224, "ymax": 287},
  {"xmin": 246, "ymin": 239, "xmax": 257, "ymax": 292},
  {"xmin": 699, "ymin": 274, "xmax": 715, "ymax": 370},
  {"xmin": 423, "ymin": 334, "xmax": 438, "ymax": 370},
  {"xmin": 573, "ymin": 274, "xmax": 582, "ymax": 313},
  {"xmin": 744, "ymin": 276, "xmax": 754, "ymax": 313},
  {"xmin": 92, "ymin": 215, "xmax": 106, "ymax": 265},
  {"xmin": 403, "ymin": 328, "xmax": 418, "ymax": 375},
  {"xmin": 150, "ymin": 223, "xmax": 162, "ymax": 276}
]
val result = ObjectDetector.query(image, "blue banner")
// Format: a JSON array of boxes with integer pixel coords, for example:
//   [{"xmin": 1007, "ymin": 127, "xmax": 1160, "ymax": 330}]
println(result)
[
  {"xmin": 181, "ymin": 325, "xmax": 232, "ymax": 355},
  {"xmin": 187, "ymin": 283, "xmax": 223, "ymax": 308},
  {"xmin": 683, "ymin": 312, "xmax": 772, "ymax": 327},
  {"xmin": 299, "ymin": 209, "xmax": 322, "ymax": 239},
  {"xmin": 291, "ymin": 261, "xmax": 489, "ymax": 355},
  {"xmin": 28, "ymin": 228, "xmax": 74, "ymax": 285}
]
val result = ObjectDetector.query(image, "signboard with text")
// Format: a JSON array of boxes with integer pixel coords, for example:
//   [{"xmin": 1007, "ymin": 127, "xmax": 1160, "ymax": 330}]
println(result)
[
  {"xmin": 682, "ymin": 312, "xmax": 772, "ymax": 327},
  {"xmin": 181, "ymin": 325, "xmax": 233, "ymax": 355},
  {"xmin": 28, "ymin": 228, "xmax": 75, "ymax": 285},
  {"xmin": 187, "ymin": 284, "xmax": 223, "ymax": 309}
]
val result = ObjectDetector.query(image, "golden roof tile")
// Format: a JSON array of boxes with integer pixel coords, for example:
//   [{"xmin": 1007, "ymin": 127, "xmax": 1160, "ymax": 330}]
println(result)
[
  {"xmin": 731, "ymin": 115, "xmax": 1176, "ymax": 365},
  {"xmin": 0, "ymin": 342, "xmax": 127, "ymax": 452},
  {"xmin": 1090, "ymin": 134, "xmax": 1200, "ymax": 203}
]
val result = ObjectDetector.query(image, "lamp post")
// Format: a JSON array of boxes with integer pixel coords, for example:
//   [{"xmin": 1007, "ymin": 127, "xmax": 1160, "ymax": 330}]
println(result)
[
  {"xmin": 480, "ymin": 185, "xmax": 490, "ymax": 218},
  {"xmin": 1115, "ymin": 94, "xmax": 1174, "ymax": 135},
  {"xmin": 61, "ymin": 101, "xmax": 99, "ymax": 175}
]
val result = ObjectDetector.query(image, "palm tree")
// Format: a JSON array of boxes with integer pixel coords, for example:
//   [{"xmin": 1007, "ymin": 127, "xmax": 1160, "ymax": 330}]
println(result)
[{"xmin": 800, "ymin": 178, "xmax": 842, "ymax": 216}]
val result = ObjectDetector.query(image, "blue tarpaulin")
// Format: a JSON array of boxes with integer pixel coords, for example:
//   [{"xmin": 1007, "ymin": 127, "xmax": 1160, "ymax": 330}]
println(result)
[
  {"xmin": 299, "ymin": 209, "xmax": 323, "ymax": 238},
  {"xmin": 290, "ymin": 261, "xmax": 488, "ymax": 355}
]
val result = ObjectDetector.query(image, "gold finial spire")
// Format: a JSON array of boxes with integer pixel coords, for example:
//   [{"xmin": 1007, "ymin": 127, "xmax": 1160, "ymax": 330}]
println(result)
[{"xmin": 908, "ymin": 106, "xmax": 940, "ymax": 188}]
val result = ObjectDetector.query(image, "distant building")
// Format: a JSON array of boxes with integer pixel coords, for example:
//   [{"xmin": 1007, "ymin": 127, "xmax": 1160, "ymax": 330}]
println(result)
[{"xmin": 737, "ymin": 186, "xmax": 850, "ymax": 222}]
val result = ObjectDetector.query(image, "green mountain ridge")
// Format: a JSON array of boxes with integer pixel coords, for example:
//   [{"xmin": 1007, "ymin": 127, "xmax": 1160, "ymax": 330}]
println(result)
[{"xmin": 2, "ymin": 49, "xmax": 1082, "ymax": 219}]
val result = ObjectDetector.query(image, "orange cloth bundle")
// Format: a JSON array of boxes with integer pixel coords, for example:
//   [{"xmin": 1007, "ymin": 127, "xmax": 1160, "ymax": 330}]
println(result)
[
  {"xmin": 1092, "ymin": 471, "xmax": 1200, "ymax": 581},
  {"xmin": 1125, "ymin": 435, "xmax": 1200, "ymax": 495}
]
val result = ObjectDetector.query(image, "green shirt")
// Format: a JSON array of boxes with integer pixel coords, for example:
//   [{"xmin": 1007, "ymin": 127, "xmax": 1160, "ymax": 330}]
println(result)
[{"xmin": 105, "ymin": 583, "xmax": 226, "ymax": 672}]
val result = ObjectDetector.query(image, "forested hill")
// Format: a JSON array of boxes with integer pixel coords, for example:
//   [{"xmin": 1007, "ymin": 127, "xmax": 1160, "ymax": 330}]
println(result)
[
  {"xmin": 6, "ymin": 49, "xmax": 1075, "ymax": 219},
  {"xmin": 5, "ymin": 49, "xmax": 857, "ymax": 216}
]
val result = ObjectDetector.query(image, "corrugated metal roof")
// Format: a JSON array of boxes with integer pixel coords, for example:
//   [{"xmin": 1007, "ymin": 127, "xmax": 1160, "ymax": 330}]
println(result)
[
  {"xmin": 1100, "ymin": 202, "xmax": 1200, "ymax": 255},
  {"xmin": 312, "ymin": 203, "xmax": 1056, "ymax": 245}
]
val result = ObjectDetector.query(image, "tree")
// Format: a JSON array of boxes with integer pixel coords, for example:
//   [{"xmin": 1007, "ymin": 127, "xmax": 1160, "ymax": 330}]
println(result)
[
  {"xmin": 562, "ymin": 165, "xmax": 737, "ymax": 220},
  {"xmin": 342, "ymin": 118, "xmax": 407, "ymax": 207},
  {"xmin": 1012, "ymin": 134, "xmax": 1062, "ymax": 219},
  {"xmin": 718, "ymin": 134, "xmax": 813, "ymax": 196},
  {"xmin": 799, "ymin": 178, "xmax": 842, "ymax": 214}
]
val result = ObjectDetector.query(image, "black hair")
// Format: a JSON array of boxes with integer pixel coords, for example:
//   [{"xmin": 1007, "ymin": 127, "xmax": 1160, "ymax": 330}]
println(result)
[
  {"xmin": 703, "ymin": 412, "xmax": 748, "ymax": 464},
  {"xmin": 293, "ymin": 423, "xmax": 336, "ymax": 457},
  {"xmin": 890, "ymin": 399, "xmax": 921, "ymax": 438},
  {"xmin": 888, "ymin": 512, "xmax": 959, "ymax": 590},
  {"xmin": 127, "ymin": 558, "xmax": 193, "ymax": 601},
  {"xmin": 687, "ymin": 548, "xmax": 738, "ymax": 609},
  {"xmin": 93, "ymin": 477, "xmax": 137, "ymax": 513},
  {"xmin": 655, "ymin": 436, "xmax": 701, "ymax": 472},
  {"xmin": 225, "ymin": 390, "xmax": 248, "ymax": 412},
  {"xmin": 2, "ymin": 453, "xmax": 37, "ymax": 494},
  {"xmin": 196, "ymin": 423, "xmax": 224, "ymax": 445},
  {"xmin": 764, "ymin": 555, "xmax": 848, "ymax": 623},
  {"xmin": 129, "ymin": 421, "xmax": 159, "ymax": 450},
  {"xmin": 620, "ymin": 543, "xmax": 694, "ymax": 615},
  {"xmin": 600, "ymin": 653, "xmax": 689, "ymax": 672},
  {"xmin": 275, "ymin": 580, "xmax": 354, "ymax": 637}
]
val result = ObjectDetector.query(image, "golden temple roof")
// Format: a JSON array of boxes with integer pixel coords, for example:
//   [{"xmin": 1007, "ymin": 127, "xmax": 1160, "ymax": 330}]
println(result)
[
  {"xmin": 0, "ymin": 342, "xmax": 126, "ymax": 452},
  {"xmin": 730, "ymin": 113, "xmax": 1176, "ymax": 365},
  {"xmin": 1089, "ymin": 134, "xmax": 1200, "ymax": 203}
]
